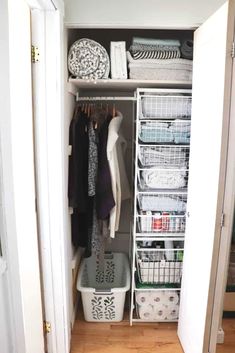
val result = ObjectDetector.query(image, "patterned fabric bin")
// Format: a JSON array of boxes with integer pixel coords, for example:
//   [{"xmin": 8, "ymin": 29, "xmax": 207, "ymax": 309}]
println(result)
[{"xmin": 77, "ymin": 252, "xmax": 130, "ymax": 322}]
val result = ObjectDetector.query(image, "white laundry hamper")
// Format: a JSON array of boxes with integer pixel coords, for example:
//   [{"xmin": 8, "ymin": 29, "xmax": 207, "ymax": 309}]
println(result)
[{"xmin": 77, "ymin": 252, "xmax": 130, "ymax": 322}]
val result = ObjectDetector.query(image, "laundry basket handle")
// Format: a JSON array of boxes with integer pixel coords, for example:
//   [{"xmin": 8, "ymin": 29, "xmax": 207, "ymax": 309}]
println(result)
[
  {"xmin": 104, "ymin": 251, "xmax": 114, "ymax": 260},
  {"xmin": 94, "ymin": 288, "xmax": 113, "ymax": 295}
]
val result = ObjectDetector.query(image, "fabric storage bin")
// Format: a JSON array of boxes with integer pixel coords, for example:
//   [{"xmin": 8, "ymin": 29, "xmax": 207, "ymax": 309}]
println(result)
[
  {"xmin": 138, "ymin": 168, "xmax": 188, "ymax": 190},
  {"xmin": 137, "ymin": 192, "xmax": 187, "ymax": 212},
  {"xmin": 135, "ymin": 290, "xmax": 180, "ymax": 321},
  {"xmin": 140, "ymin": 95, "xmax": 192, "ymax": 119},
  {"xmin": 139, "ymin": 120, "xmax": 191, "ymax": 144},
  {"xmin": 138, "ymin": 145, "xmax": 190, "ymax": 168},
  {"xmin": 136, "ymin": 246, "xmax": 183, "ymax": 285},
  {"xmin": 137, "ymin": 211, "xmax": 186, "ymax": 234},
  {"xmin": 77, "ymin": 252, "xmax": 130, "ymax": 322}
]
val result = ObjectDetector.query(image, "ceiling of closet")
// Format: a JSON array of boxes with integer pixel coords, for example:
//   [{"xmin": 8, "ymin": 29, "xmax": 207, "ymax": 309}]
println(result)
[{"xmin": 64, "ymin": 0, "xmax": 226, "ymax": 28}]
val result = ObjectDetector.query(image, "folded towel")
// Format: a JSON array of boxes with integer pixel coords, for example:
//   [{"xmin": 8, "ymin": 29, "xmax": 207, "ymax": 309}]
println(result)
[
  {"xmin": 169, "ymin": 121, "xmax": 191, "ymax": 133},
  {"xmin": 129, "ymin": 67, "xmax": 192, "ymax": 82},
  {"xmin": 129, "ymin": 44, "xmax": 181, "ymax": 60},
  {"xmin": 181, "ymin": 40, "xmax": 194, "ymax": 60},
  {"xmin": 127, "ymin": 51, "xmax": 193, "ymax": 70},
  {"xmin": 140, "ymin": 195, "xmax": 187, "ymax": 212},
  {"xmin": 133, "ymin": 37, "xmax": 181, "ymax": 47},
  {"xmin": 142, "ymin": 169, "xmax": 187, "ymax": 189},
  {"xmin": 130, "ymin": 49, "xmax": 180, "ymax": 60},
  {"xmin": 139, "ymin": 147, "xmax": 187, "ymax": 168},
  {"xmin": 139, "ymin": 122, "xmax": 174, "ymax": 143}
]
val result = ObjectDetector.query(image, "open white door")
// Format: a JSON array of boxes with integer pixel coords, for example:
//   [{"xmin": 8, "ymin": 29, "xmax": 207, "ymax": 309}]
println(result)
[{"xmin": 178, "ymin": 1, "xmax": 235, "ymax": 353}]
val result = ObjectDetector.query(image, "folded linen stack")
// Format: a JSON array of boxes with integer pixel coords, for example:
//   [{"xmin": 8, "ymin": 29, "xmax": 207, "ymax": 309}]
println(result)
[
  {"xmin": 141, "ymin": 168, "xmax": 187, "ymax": 189},
  {"xmin": 139, "ymin": 146, "xmax": 188, "ymax": 168},
  {"xmin": 139, "ymin": 194, "xmax": 187, "ymax": 212},
  {"xmin": 139, "ymin": 120, "xmax": 191, "ymax": 144},
  {"xmin": 127, "ymin": 37, "xmax": 193, "ymax": 81}
]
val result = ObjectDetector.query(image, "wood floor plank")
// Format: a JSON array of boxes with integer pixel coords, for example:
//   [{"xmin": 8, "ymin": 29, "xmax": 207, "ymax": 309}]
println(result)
[{"xmin": 71, "ymin": 308, "xmax": 235, "ymax": 353}]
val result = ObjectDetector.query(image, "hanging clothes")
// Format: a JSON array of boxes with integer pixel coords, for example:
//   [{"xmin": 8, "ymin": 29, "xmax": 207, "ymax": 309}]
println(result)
[
  {"xmin": 96, "ymin": 114, "xmax": 115, "ymax": 220},
  {"xmin": 68, "ymin": 108, "xmax": 94, "ymax": 256},
  {"xmin": 106, "ymin": 111, "xmax": 131, "ymax": 238}
]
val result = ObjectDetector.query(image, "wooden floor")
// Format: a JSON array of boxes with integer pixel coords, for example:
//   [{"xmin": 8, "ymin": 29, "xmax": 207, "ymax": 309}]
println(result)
[{"xmin": 71, "ymin": 308, "xmax": 235, "ymax": 353}]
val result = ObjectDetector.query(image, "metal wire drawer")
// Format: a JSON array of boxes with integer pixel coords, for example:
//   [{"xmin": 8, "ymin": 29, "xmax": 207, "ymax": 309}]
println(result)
[
  {"xmin": 136, "ymin": 246, "xmax": 184, "ymax": 285},
  {"xmin": 140, "ymin": 94, "xmax": 192, "ymax": 119}
]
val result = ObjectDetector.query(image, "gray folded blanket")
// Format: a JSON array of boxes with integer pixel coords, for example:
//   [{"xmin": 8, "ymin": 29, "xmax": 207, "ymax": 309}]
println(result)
[{"xmin": 181, "ymin": 40, "xmax": 194, "ymax": 60}]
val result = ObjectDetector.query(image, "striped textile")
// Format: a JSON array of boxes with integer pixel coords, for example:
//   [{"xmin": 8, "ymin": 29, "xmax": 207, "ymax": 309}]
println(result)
[{"xmin": 131, "ymin": 49, "xmax": 180, "ymax": 60}]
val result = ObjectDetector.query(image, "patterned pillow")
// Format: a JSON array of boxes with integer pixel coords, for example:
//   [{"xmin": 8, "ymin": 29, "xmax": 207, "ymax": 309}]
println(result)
[{"xmin": 68, "ymin": 38, "xmax": 110, "ymax": 79}]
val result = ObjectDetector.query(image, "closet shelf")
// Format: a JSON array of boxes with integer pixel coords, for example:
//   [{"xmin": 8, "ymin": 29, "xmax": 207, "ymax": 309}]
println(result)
[
  {"xmin": 135, "ymin": 233, "xmax": 185, "ymax": 238},
  {"xmin": 68, "ymin": 78, "xmax": 192, "ymax": 94}
]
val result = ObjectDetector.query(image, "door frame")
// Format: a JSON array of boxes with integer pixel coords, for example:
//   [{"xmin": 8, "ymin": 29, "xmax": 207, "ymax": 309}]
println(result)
[
  {"xmin": 30, "ymin": 1, "xmax": 72, "ymax": 353},
  {"xmin": 0, "ymin": 0, "xmax": 66, "ymax": 353},
  {"xmin": 209, "ymin": 19, "xmax": 235, "ymax": 352}
]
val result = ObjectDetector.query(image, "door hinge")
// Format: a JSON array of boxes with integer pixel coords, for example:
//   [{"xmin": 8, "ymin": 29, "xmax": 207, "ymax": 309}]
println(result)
[
  {"xmin": 232, "ymin": 42, "xmax": 235, "ymax": 58},
  {"xmin": 43, "ymin": 321, "xmax": 51, "ymax": 334},
  {"xmin": 220, "ymin": 213, "xmax": 225, "ymax": 228},
  {"xmin": 31, "ymin": 45, "xmax": 40, "ymax": 63}
]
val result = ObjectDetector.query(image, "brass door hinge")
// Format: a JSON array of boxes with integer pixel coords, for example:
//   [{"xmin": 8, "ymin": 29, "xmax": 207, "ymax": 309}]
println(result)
[
  {"xmin": 44, "ymin": 321, "xmax": 51, "ymax": 334},
  {"xmin": 31, "ymin": 45, "xmax": 39, "ymax": 63},
  {"xmin": 232, "ymin": 42, "xmax": 235, "ymax": 59}
]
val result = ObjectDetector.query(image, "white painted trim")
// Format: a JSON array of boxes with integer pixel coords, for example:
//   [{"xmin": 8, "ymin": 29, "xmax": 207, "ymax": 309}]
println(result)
[
  {"xmin": 31, "ymin": 5, "xmax": 71, "ymax": 353},
  {"xmin": 0, "ymin": 0, "xmax": 46, "ymax": 352},
  {"xmin": 64, "ymin": 22, "xmax": 197, "ymax": 30}
]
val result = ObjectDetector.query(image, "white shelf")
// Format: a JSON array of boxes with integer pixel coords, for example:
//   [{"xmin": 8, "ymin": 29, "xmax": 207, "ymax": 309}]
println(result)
[
  {"xmin": 131, "ymin": 318, "xmax": 178, "ymax": 323},
  {"xmin": 68, "ymin": 78, "xmax": 192, "ymax": 94},
  {"xmin": 135, "ymin": 233, "xmax": 185, "ymax": 238},
  {"xmin": 134, "ymin": 286, "xmax": 181, "ymax": 292}
]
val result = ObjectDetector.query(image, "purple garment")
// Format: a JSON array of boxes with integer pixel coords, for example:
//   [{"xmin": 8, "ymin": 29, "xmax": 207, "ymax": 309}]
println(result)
[{"xmin": 96, "ymin": 115, "xmax": 115, "ymax": 219}]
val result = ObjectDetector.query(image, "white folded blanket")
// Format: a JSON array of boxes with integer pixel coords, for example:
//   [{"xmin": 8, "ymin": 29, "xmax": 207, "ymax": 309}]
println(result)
[
  {"xmin": 142, "ymin": 169, "xmax": 187, "ymax": 189},
  {"xmin": 140, "ymin": 195, "xmax": 187, "ymax": 212},
  {"xmin": 129, "ymin": 67, "xmax": 192, "ymax": 82},
  {"xmin": 169, "ymin": 120, "xmax": 191, "ymax": 133},
  {"xmin": 139, "ymin": 147, "xmax": 187, "ymax": 168}
]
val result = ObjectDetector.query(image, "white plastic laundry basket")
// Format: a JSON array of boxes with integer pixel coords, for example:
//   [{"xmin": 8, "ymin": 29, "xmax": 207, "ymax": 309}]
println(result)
[{"xmin": 77, "ymin": 252, "xmax": 130, "ymax": 322}]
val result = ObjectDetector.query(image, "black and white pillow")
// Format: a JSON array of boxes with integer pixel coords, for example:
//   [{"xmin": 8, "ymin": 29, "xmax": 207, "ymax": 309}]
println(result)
[{"xmin": 68, "ymin": 38, "xmax": 110, "ymax": 79}]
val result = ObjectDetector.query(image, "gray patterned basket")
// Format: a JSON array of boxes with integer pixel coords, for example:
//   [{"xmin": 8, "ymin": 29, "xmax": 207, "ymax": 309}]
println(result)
[{"xmin": 77, "ymin": 252, "xmax": 130, "ymax": 322}]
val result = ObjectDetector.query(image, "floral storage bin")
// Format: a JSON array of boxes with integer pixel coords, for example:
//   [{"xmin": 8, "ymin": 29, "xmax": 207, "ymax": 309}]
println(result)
[{"xmin": 77, "ymin": 252, "xmax": 130, "ymax": 322}]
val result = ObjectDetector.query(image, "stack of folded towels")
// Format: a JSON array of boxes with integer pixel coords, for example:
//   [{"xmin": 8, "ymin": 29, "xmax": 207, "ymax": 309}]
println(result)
[{"xmin": 127, "ymin": 37, "xmax": 193, "ymax": 81}]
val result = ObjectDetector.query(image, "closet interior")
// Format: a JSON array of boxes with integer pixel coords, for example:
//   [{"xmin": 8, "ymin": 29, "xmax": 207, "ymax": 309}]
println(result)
[{"xmin": 64, "ymin": 27, "xmax": 194, "ymax": 326}]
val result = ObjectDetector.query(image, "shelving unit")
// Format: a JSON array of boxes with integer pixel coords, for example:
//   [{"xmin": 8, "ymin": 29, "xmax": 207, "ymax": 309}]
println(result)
[
  {"xmin": 130, "ymin": 88, "xmax": 192, "ymax": 324},
  {"xmin": 67, "ymin": 78, "xmax": 192, "ymax": 94}
]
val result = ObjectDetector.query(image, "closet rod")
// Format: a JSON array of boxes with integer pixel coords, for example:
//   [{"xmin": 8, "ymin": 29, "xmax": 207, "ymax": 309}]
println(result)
[{"xmin": 76, "ymin": 95, "xmax": 137, "ymax": 102}]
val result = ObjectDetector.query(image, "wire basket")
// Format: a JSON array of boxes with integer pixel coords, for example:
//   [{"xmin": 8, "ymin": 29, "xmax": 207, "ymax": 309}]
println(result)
[
  {"xmin": 135, "ymin": 289, "xmax": 180, "ymax": 321},
  {"xmin": 140, "ymin": 94, "xmax": 192, "ymax": 119},
  {"xmin": 136, "ymin": 247, "xmax": 183, "ymax": 285},
  {"xmin": 137, "ymin": 211, "xmax": 186, "ymax": 234},
  {"xmin": 138, "ymin": 168, "xmax": 188, "ymax": 190},
  {"xmin": 138, "ymin": 145, "xmax": 190, "ymax": 168},
  {"xmin": 139, "ymin": 120, "xmax": 191, "ymax": 144},
  {"xmin": 137, "ymin": 192, "xmax": 187, "ymax": 212}
]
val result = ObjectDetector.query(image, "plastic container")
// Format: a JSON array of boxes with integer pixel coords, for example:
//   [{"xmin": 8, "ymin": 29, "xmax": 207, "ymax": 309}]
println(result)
[{"xmin": 77, "ymin": 252, "xmax": 130, "ymax": 322}]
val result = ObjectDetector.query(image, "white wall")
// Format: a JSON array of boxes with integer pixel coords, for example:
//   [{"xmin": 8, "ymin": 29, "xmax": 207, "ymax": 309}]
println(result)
[{"xmin": 64, "ymin": 0, "xmax": 226, "ymax": 28}]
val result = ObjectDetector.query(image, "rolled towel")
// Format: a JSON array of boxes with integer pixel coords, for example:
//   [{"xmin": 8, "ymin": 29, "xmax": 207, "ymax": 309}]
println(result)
[
  {"xmin": 150, "ymin": 291, "xmax": 166, "ymax": 305},
  {"xmin": 181, "ymin": 40, "xmax": 194, "ymax": 60},
  {"xmin": 153, "ymin": 304, "xmax": 167, "ymax": 320},
  {"xmin": 138, "ymin": 304, "xmax": 155, "ymax": 320},
  {"xmin": 164, "ymin": 291, "xmax": 179, "ymax": 305},
  {"xmin": 166, "ymin": 303, "xmax": 180, "ymax": 320},
  {"xmin": 136, "ymin": 291, "xmax": 152, "ymax": 306}
]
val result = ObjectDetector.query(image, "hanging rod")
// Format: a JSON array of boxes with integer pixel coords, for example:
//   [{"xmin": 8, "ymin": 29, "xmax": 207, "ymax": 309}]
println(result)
[{"xmin": 76, "ymin": 93, "xmax": 137, "ymax": 101}]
